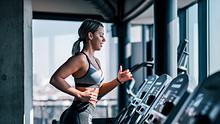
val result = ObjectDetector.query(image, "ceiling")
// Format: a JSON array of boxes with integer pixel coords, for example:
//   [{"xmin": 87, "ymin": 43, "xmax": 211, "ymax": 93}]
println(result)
[{"xmin": 32, "ymin": 0, "xmax": 197, "ymax": 24}]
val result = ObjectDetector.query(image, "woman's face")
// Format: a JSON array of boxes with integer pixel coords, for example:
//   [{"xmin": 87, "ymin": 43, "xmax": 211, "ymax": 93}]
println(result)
[{"xmin": 91, "ymin": 26, "xmax": 106, "ymax": 50}]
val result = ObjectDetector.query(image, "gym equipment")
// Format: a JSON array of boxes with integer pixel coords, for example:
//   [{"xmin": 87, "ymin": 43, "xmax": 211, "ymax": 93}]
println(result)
[
  {"xmin": 114, "ymin": 75, "xmax": 158, "ymax": 124},
  {"xmin": 127, "ymin": 74, "xmax": 172, "ymax": 124},
  {"xmin": 140, "ymin": 73, "xmax": 189, "ymax": 124},
  {"xmin": 127, "ymin": 61, "xmax": 155, "ymax": 98},
  {"xmin": 177, "ymin": 39, "xmax": 189, "ymax": 74},
  {"xmin": 171, "ymin": 71, "xmax": 220, "ymax": 124},
  {"xmin": 115, "ymin": 61, "xmax": 156, "ymax": 124}
]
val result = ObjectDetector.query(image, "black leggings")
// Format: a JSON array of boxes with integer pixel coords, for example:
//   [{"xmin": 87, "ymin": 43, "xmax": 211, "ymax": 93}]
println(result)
[{"xmin": 60, "ymin": 101, "xmax": 95, "ymax": 124}]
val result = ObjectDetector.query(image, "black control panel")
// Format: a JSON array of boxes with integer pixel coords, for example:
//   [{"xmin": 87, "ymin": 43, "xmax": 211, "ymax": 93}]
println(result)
[
  {"xmin": 128, "ymin": 74, "xmax": 172, "ymax": 124},
  {"xmin": 114, "ymin": 75, "xmax": 158, "ymax": 124},
  {"xmin": 171, "ymin": 72, "xmax": 220, "ymax": 124},
  {"xmin": 136, "ymin": 76, "xmax": 159, "ymax": 99},
  {"xmin": 141, "ymin": 73, "xmax": 189, "ymax": 124}
]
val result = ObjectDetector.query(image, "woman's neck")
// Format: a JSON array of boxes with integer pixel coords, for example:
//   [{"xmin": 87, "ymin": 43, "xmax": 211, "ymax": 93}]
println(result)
[{"xmin": 82, "ymin": 48, "xmax": 95, "ymax": 57}]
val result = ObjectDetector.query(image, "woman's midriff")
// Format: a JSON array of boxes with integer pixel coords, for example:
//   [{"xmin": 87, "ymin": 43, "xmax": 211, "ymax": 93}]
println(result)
[{"xmin": 74, "ymin": 86, "xmax": 99, "ymax": 106}]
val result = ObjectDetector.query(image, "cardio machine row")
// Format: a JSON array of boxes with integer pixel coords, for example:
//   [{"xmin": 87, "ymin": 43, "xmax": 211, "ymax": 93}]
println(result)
[{"xmin": 114, "ymin": 71, "xmax": 220, "ymax": 124}]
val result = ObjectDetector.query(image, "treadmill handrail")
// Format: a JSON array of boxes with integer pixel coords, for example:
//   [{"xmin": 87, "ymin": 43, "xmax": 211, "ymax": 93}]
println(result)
[{"xmin": 127, "ymin": 61, "xmax": 154, "ymax": 97}]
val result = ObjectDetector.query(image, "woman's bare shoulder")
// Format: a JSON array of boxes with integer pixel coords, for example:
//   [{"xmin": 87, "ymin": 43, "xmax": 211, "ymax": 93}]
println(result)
[
  {"xmin": 56, "ymin": 53, "xmax": 88, "ymax": 74},
  {"xmin": 68, "ymin": 53, "xmax": 87, "ymax": 63}
]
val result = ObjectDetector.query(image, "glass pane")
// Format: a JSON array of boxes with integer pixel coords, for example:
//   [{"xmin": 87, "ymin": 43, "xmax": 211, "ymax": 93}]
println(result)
[
  {"xmin": 130, "ymin": 25, "xmax": 142, "ymax": 42},
  {"xmin": 186, "ymin": 4, "xmax": 198, "ymax": 92},
  {"xmin": 209, "ymin": 0, "xmax": 220, "ymax": 75}
]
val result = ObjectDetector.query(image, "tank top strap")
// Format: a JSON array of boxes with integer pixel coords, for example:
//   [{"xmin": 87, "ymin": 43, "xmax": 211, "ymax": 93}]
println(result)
[
  {"xmin": 94, "ymin": 59, "xmax": 101, "ymax": 70},
  {"xmin": 81, "ymin": 51, "xmax": 91, "ymax": 64}
]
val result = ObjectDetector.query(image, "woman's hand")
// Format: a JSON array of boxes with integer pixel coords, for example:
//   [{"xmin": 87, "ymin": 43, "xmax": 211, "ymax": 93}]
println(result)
[
  {"xmin": 77, "ymin": 90, "xmax": 98, "ymax": 104},
  {"xmin": 117, "ymin": 65, "xmax": 133, "ymax": 84}
]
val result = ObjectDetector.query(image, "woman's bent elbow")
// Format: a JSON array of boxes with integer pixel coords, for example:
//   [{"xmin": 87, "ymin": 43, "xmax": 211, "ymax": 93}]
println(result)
[{"xmin": 49, "ymin": 76, "xmax": 56, "ymax": 85}]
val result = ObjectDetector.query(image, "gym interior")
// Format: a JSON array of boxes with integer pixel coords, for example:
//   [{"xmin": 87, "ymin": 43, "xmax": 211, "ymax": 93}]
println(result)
[{"xmin": 1, "ymin": 0, "xmax": 220, "ymax": 124}]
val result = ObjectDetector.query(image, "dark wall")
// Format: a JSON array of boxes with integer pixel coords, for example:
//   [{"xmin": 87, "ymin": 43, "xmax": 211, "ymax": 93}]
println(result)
[{"xmin": 0, "ymin": 0, "xmax": 32, "ymax": 123}]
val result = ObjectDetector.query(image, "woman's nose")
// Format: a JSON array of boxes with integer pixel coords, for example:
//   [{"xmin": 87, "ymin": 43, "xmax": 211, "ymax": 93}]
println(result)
[{"xmin": 103, "ymin": 37, "xmax": 106, "ymax": 42}]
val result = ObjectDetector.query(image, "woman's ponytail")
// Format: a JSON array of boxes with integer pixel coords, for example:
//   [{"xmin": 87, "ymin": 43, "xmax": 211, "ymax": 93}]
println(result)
[{"xmin": 71, "ymin": 39, "xmax": 82, "ymax": 56}]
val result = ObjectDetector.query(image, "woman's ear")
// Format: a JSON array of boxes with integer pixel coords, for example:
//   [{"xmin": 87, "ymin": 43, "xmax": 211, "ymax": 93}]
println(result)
[{"xmin": 88, "ymin": 32, "xmax": 93, "ymax": 40}]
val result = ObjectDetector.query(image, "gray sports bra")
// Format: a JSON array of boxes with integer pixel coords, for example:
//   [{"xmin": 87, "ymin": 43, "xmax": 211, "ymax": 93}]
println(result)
[{"xmin": 74, "ymin": 52, "xmax": 104, "ymax": 88}]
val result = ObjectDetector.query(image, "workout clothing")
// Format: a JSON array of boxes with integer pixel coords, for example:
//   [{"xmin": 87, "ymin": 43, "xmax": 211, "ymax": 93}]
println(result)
[
  {"xmin": 60, "ymin": 101, "xmax": 95, "ymax": 124},
  {"xmin": 60, "ymin": 52, "xmax": 104, "ymax": 124},
  {"xmin": 74, "ymin": 52, "xmax": 104, "ymax": 88}
]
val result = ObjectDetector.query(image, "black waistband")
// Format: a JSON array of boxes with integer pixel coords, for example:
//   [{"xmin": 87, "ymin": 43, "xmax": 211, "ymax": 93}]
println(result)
[
  {"xmin": 69, "ymin": 101, "xmax": 89, "ymax": 112},
  {"xmin": 75, "ymin": 83, "xmax": 100, "ymax": 88},
  {"xmin": 69, "ymin": 101, "xmax": 95, "ymax": 112}
]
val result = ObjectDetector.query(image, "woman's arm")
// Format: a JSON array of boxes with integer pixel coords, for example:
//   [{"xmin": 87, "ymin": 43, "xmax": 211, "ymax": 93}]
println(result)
[
  {"xmin": 98, "ymin": 65, "xmax": 133, "ymax": 99},
  {"xmin": 98, "ymin": 78, "xmax": 120, "ymax": 99},
  {"xmin": 49, "ymin": 55, "xmax": 97, "ymax": 102}
]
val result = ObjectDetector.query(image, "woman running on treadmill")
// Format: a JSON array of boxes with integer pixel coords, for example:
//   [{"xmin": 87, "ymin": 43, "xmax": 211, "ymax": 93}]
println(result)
[{"xmin": 49, "ymin": 19, "xmax": 133, "ymax": 124}]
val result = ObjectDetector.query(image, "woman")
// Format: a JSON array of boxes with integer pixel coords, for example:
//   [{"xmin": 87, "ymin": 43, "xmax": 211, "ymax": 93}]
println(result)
[{"xmin": 49, "ymin": 19, "xmax": 133, "ymax": 124}]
